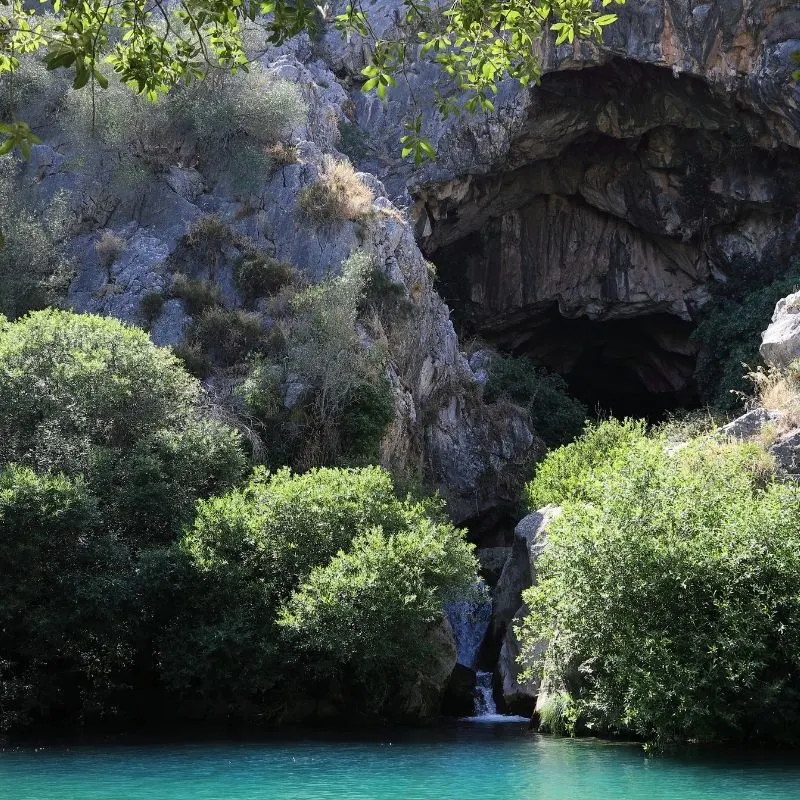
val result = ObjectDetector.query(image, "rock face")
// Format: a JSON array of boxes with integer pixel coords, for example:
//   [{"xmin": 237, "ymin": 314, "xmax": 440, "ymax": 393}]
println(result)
[
  {"xmin": 497, "ymin": 605, "xmax": 544, "ymax": 717},
  {"xmin": 18, "ymin": 40, "xmax": 539, "ymax": 530},
  {"xmin": 489, "ymin": 506, "xmax": 561, "ymax": 660},
  {"xmin": 321, "ymin": 0, "xmax": 800, "ymax": 413},
  {"xmin": 396, "ymin": 616, "xmax": 459, "ymax": 721},
  {"xmin": 761, "ymin": 291, "xmax": 800, "ymax": 367},
  {"xmin": 721, "ymin": 408, "xmax": 784, "ymax": 440}
]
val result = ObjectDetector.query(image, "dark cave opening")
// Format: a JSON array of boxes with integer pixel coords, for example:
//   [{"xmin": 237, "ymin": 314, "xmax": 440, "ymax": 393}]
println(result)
[
  {"xmin": 440, "ymin": 282, "xmax": 700, "ymax": 422},
  {"xmin": 516, "ymin": 311, "xmax": 700, "ymax": 421}
]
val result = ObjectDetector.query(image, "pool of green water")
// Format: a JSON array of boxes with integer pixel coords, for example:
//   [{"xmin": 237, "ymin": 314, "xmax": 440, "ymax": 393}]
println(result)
[{"xmin": 3, "ymin": 723, "xmax": 800, "ymax": 800}]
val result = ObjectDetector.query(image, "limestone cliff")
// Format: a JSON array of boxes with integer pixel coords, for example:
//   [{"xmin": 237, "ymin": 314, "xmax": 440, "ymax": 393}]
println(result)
[{"xmin": 318, "ymin": 0, "xmax": 800, "ymax": 409}]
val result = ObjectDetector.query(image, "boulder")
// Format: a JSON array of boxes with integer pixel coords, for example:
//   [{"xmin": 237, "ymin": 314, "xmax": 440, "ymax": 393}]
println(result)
[
  {"xmin": 441, "ymin": 663, "xmax": 477, "ymax": 718},
  {"xmin": 770, "ymin": 429, "xmax": 800, "ymax": 476},
  {"xmin": 476, "ymin": 547, "xmax": 511, "ymax": 587},
  {"xmin": 394, "ymin": 615, "xmax": 458, "ymax": 721},
  {"xmin": 489, "ymin": 505, "xmax": 561, "ymax": 655},
  {"xmin": 497, "ymin": 604, "xmax": 543, "ymax": 717},
  {"xmin": 721, "ymin": 408, "xmax": 784, "ymax": 440},
  {"xmin": 761, "ymin": 292, "xmax": 800, "ymax": 368}
]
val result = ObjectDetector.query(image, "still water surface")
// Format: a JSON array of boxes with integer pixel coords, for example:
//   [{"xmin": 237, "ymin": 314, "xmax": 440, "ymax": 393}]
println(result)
[{"xmin": 2, "ymin": 723, "xmax": 800, "ymax": 800}]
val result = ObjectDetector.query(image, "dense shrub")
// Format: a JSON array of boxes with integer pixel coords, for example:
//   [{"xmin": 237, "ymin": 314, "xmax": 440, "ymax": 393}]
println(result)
[
  {"xmin": 0, "ymin": 310, "xmax": 246, "ymax": 543},
  {"xmin": 60, "ymin": 63, "xmax": 306, "ymax": 196},
  {"xmin": 520, "ymin": 420, "xmax": 800, "ymax": 748},
  {"xmin": 243, "ymin": 251, "xmax": 392, "ymax": 469},
  {"xmin": 169, "ymin": 273, "xmax": 222, "ymax": 315},
  {"xmin": 158, "ymin": 466, "xmax": 476, "ymax": 718},
  {"xmin": 280, "ymin": 521, "xmax": 476, "ymax": 691},
  {"xmin": 525, "ymin": 418, "xmax": 647, "ymax": 510},
  {"xmin": 234, "ymin": 252, "xmax": 300, "ymax": 303},
  {"xmin": 693, "ymin": 260, "xmax": 800, "ymax": 412},
  {"xmin": 485, "ymin": 353, "xmax": 587, "ymax": 448},
  {"xmin": 0, "ymin": 159, "xmax": 73, "ymax": 319},
  {"xmin": 190, "ymin": 307, "xmax": 263, "ymax": 365},
  {"xmin": 0, "ymin": 465, "xmax": 130, "ymax": 731}
]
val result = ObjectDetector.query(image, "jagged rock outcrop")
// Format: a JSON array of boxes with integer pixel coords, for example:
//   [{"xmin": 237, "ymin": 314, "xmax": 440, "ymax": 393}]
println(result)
[
  {"xmin": 320, "ymin": 0, "xmax": 800, "ymax": 411},
  {"xmin": 489, "ymin": 505, "xmax": 561, "ymax": 659},
  {"xmin": 15, "ymin": 40, "xmax": 538, "ymax": 528},
  {"xmin": 497, "ymin": 605, "xmax": 543, "ymax": 717},
  {"xmin": 761, "ymin": 290, "xmax": 800, "ymax": 367}
]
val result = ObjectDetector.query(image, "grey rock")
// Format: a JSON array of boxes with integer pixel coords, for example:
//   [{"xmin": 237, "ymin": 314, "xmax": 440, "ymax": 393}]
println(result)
[
  {"xmin": 761, "ymin": 292, "xmax": 800, "ymax": 368},
  {"xmin": 722, "ymin": 408, "xmax": 784, "ymax": 440},
  {"xmin": 498, "ymin": 604, "xmax": 543, "ymax": 717},
  {"xmin": 151, "ymin": 299, "xmax": 191, "ymax": 347},
  {"xmin": 770, "ymin": 429, "xmax": 800, "ymax": 475},
  {"xmin": 395, "ymin": 615, "xmax": 457, "ymax": 721},
  {"xmin": 476, "ymin": 547, "xmax": 511, "ymax": 587},
  {"xmin": 490, "ymin": 506, "xmax": 561, "ymax": 653},
  {"xmin": 165, "ymin": 166, "xmax": 205, "ymax": 201}
]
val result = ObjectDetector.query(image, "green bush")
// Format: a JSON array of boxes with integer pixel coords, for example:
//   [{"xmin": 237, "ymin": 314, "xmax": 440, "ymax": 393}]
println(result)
[
  {"xmin": 158, "ymin": 466, "xmax": 475, "ymax": 718},
  {"xmin": 0, "ymin": 465, "xmax": 129, "ymax": 731},
  {"xmin": 140, "ymin": 291, "xmax": 165, "ymax": 325},
  {"xmin": 60, "ymin": 63, "xmax": 306, "ymax": 197},
  {"xmin": 693, "ymin": 260, "xmax": 800, "ymax": 412},
  {"xmin": 190, "ymin": 307, "xmax": 263, "ymax": 365},
  {"xmin": 0, "ymin": 309, "xmax": 246, "ymax": 544},
  {"xmin": 519, "ymin": 421, "xmax": 800, "ymax": 748},
  {"xmin": 280, "ymin": 520, "xmax": 476, "ymax": 692},
  {"xmin": 243, "ymin": 251, "xmax": 391, "ymax": 469},
  {"xmin": 169, "ymin": 273, "xmax": 222, "ymax": 315},
  {"xmin": 0, "ymin": 159, "xmax": 73, "ymax": 319},
  {"xmin": 234, "ymin": 252, "xmax": 300, "ymax": 302},
  {"xmin": 525, "ymin": 418, "xmax": 647, "ymax": 510},
  {"xmin": 484, "ymin": 354, "xmax": 587, "ymax": 448}
]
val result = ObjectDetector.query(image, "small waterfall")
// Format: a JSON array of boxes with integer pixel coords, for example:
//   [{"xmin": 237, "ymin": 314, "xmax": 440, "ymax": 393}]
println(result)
[
  {"xmin": 473, "ymin": 671, "xmax": 497, "ymax": 716},
  {"xmin": 445, "ymin": 585, "xmax": 492, "ymax": 669}
]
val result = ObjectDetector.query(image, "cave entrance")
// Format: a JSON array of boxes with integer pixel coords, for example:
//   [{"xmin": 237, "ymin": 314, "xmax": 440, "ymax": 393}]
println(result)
[{"xmin": 462, "ymin": 306, "xmax": 700, "ymax": 422}]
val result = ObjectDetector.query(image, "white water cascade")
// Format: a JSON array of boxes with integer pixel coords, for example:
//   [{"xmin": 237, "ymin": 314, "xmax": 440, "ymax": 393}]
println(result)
[
  {"xmin": 473, "ymin": 671, "xmax": 497, "ymax": 716},
  {"xmin": 445, "ymin": 589, "xmax": 492, "ymax": 670},
  {"xmin": 446, "ymin": 585, "xmax": 528, "ymax": 722}
]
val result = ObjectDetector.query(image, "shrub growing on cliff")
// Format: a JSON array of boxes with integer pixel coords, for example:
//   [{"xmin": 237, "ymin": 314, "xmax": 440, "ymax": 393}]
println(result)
[
  {"xmin": 692, "ymin": 259, "xmax": 800, "ymax": 412},
  {"xmin": 0, "ymin": 310, "xmax": 246, "ymax": 543},
  {"xmin": 243, "ymin": 251, "xmax": 392, "ymax": 468},
  {"xmin": 0, "ymin": 159, "xmax": 73, "ymax": 319},
  {"xmin": 297, "ymin": 156, "xmax": 374, "ymax": 224},
  {"xmin": 485, "ymin": 353, "xmax": 587, "ymax": 448},
  {"xmin": 519, "ymin": 421, "xmax": 800, "ymax": 747}
]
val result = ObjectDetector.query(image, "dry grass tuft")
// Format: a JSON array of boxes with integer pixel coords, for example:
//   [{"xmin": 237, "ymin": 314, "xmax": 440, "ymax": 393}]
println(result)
[
  {"xmin": 749, "ymin": 362, "xmax": 800, "ymax": 431},
  {"xmin": 95, "ymin": 230, "xmax": 126, "ymax": 268},
  {"xmin": 297, "ymin": 155, "xmax": 374, "ymax": 224}
]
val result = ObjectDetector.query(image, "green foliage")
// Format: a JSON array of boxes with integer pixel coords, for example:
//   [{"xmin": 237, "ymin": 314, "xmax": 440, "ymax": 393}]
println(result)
[
  {"xmin": 1, "ymin": 0, "xmax": 620, "ymax": 161},
  {"xmin": 280, "ymin": 520, "xmax": 476, "ymax": 687},
  {"xmin": 189, "ymin": 307, "xmax": 263, "ymax": 365},
  {"xmin": 0, "ymin": 465, "xmax": 131, "ymax": 731},
  {"xmin": 163, "ymin": 465, "xmax": 476, "ymax": 716},
  {"xmin": 234, "ymin": 252, "xmax": 300, "ymax": 303},
  {"xmin": 520, "ymin": 421, "xmax": 800, "ymax": 747},
  {"xmin": 0, "ymin": 309, "xmax": 246, "ymax": 544},
  {"xmin": 525, "ymin": 418, "xmax": 648, "ymax": 510},
  {"xmin": 537, "ymin": 691, "xmax": 577, "ymax": 736},
  {"xmin": 693, "ymin": 263, "xmax": 800, "ymax": 412},
  {"xmin": 243, "ymin": 251, "xmax": 392, "ymax": 469},
  {"xmin": 0, "ymin": 158, "xmax": 73, "ymax": 319},
  {"xmin": 485, "ymin": 353, "xmax": 587, "ymax": 448},
  {"xmin": 169, "ymin": 274, "xmax": 222, "ymax": 315},
  {"xmin": 139, "ymin": 290, "xmax": 165, "ymax": 325}
]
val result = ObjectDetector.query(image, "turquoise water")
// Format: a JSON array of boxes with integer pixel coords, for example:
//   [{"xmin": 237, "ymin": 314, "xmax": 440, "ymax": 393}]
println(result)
[{"xmin": 3, "ymin": 723, "xmax": 800, "ymax": 800}]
